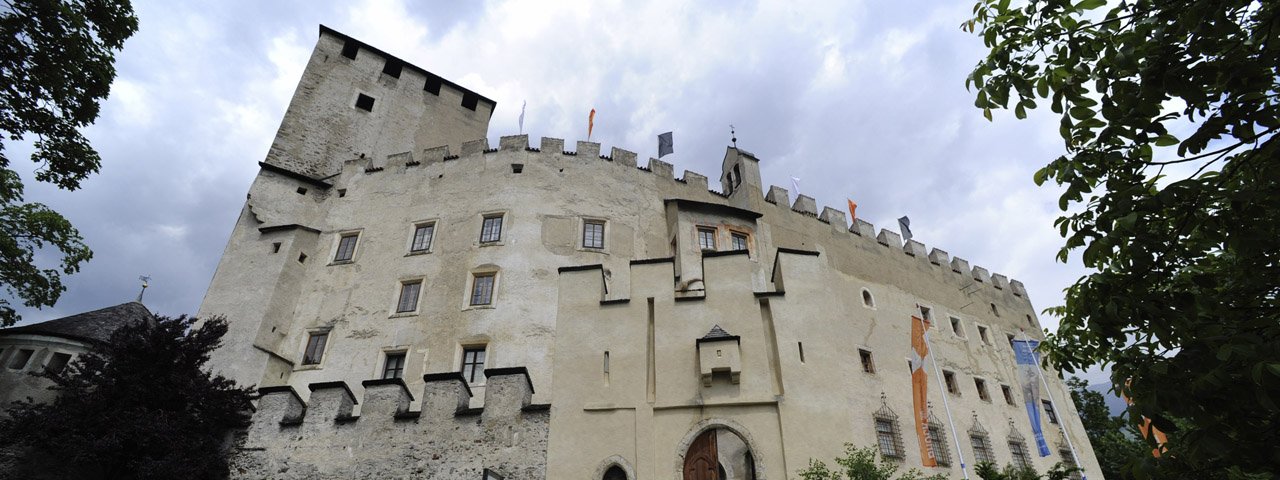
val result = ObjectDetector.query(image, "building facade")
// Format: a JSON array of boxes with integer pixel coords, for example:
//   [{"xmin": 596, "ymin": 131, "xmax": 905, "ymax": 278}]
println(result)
[{"xmin": 204, "ymin": 26, "xmax": 1103, "ymax": 479}]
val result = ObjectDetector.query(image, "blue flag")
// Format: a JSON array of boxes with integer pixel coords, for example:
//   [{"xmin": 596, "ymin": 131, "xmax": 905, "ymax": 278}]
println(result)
[
  {"xmin": 658, "ymin": 132, "xmax": 674, "ymax": 158},
  {"xmin": 1013, "ymin": 339, "xmax": 1052, "ymax": 457}
]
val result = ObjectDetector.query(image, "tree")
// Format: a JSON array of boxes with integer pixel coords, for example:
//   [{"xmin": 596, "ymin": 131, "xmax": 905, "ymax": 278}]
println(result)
[
  {"xmin": 0, "ymin": 315, "xmax": 254, "ymax": 479},
  {"xmin": 974, "ymin": 462, "xmax": 1076, "ymax": 480},
  {"xmin": 965, "ymin": 0, "xmax": 1280, "ymax": 477},
  {"xmin": 0, "ymin": 0, "xmax": 139, "ymax": 326},
  {"xmin": 1066, "ymin": 377, "xmax": 1146, "ymax": 479},
  {"xmin": 798, "ymin": 444, "xmax": 949, "ymax": 480}
]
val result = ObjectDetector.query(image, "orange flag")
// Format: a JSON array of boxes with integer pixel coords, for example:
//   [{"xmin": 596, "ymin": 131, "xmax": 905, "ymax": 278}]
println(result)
[
  {"xmin": 1123, "ymin": 379, "xmax": 1168, "ymax": 457},
  {"xmin": 911, "ymin": 314, "xmax": 937, "ymax": 467},
  {"xmin": 588, "ymin": 108, "xmax": 596, "ymax": 140},
  {"xmin": 847, "ymin": 199, "xmax": 858, "ymax": 221}
]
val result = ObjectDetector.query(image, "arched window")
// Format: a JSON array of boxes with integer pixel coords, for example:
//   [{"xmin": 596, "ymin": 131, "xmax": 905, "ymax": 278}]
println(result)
[
  {"xmin": 861, "ymin": 288, "xmax": 875, "ymax": 308},
  {"xmin": 603, "ymin": 465, "xmax": 626, "ymax": 480}
]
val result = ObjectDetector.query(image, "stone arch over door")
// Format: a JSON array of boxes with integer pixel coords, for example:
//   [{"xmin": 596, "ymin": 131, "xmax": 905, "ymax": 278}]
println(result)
[
  {"xmin": 673, "ymin": 418, "xmax": 767, "ymax": 480},
  {"xmin": 593, "ymin": 455, "xmax": 637, "ymax": 480}
]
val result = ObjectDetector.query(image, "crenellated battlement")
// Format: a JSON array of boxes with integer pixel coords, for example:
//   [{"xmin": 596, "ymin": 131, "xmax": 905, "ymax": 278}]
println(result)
[{"xmin": 229, "ymin": 368, "xmax": 548, "ymax": 479}]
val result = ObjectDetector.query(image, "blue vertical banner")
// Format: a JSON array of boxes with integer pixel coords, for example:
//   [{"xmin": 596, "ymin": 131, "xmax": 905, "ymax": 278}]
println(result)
[{"xmin": 1013, "ymin": 339, "xmax": 1052, "ymax": 456}]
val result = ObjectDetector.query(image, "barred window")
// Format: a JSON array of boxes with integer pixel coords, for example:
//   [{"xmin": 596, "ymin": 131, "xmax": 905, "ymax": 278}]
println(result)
[
  {"xmin": 583, "ymin": 220, "xmax": 605, "ymax": 249},
  {"xmin": 697, "ymin": 227, "xmax": 717, "ymax": 251},
  {"xmin": 302, "ymin": 332, "xmax": 328, "ymax": 365},
  {"xmin": 971, "ymin": 434, "xmax": 995, "ymax": 464},
  {"xmin": 480, "ymin": 215, "xmax": 503, "ymax": 243},
  {"xmin": 872, "ymin": 394, "xmax": 906, "ymax": 460},
  {"xmin": 397, "ymin": 281, "xmax": 422, "ymax": 313},
  {"xmin": 462, "ymin": 347, "xmax": 486, "ymax": 383},
  {"xmin": 471, "ymin": 273, "xmax": 496, "ymax": 306},
  {"xmin": 383, "ymin": 352, "xmax": 406, "ymax": 379},
  {"xmin": 411, "ymin": 223, "xmax": 435, "ymax": 252},
  {"xmin": 730, "ymin": 232, "xmax": 748, "ymax": 251},
  {"xmin": 927, "ymin": 413, "xmax": 952, "ymax": 467},
  {"xmin": 1009, "ymin": 440, "xmax": 1032, "ymax": 469},
  {"xmin": 334, "ymin": 233, "xmax": 359, "ymax": 262}
]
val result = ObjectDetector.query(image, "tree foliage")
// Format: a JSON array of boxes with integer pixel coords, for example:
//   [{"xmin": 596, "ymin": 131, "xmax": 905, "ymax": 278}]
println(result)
[
  {"xmin": 966, "ymin": 0, "xmax": 1280, "ymax": 477},
  {"xmin": 974, "ymin": 461, "xmax": 1076, "ymax": 480},
  {"xmin": 1066, "ymin": 377, "xmax": 1146, "ymax": 479},
  {"xmin": 0, "ymin": 315, "xmax": 254, "ymax": 480},
  {"xmin": 798, "ymin": 444, "xmax": 949, "ymax": 480},
  {"xmin": 0, "ymin": 0, "xmax": 138, "ymax": 326}
]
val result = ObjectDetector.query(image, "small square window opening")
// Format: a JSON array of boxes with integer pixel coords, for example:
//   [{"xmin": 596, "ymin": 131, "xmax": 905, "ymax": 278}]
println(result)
[
  {"xmin": 1002, "ymin": 384, "xmax": 1016, "ymax": 405},
  {"xmin": 44, "ymin": 352, "xmax": 72, "ymax": 375},
  {"xmin": 978, "ymin": 325, "xmax": 991, "ymax": 344},
  {"xmin": 341, "ymin": 40, "xmax": 358, "ymax": 59},
  {"xmin": 411, "ymin": 223, "xmax": 435, "ymax": 252},
  {"xmin": 382, "ymin": 60, "xmax": 402, "ymax": 78},
  {"xmin": 697, "ymin": 227, "xmax": 717, "ymax": 251},
  {"xmin": 858, "ymin": 349, "xmax": 876, "ymax": 374},
  {"xmin": 730, "ymin": 232, "xmax": 748, "ymax": 251},
  {"xmin": 950, "ymin": 316, "xmax": 965, "ymax": 337},
  {"xmin": 975, "ymin": 378, "xmax": 991, "ymax": 402},
  {"xmin": 355, "ymin": 93, "xmax": 375, "ymax": 112},
  {"xmin": 8, "ymin": 349, "xmax": 34, "ymax": 370},
  {"xmin": 943, "ymin": 370, "xmax": 960, "ymax": 395},
  {"xmin": 1043, "ymin": 400, "xmax": 1059, "ymax": 424}
]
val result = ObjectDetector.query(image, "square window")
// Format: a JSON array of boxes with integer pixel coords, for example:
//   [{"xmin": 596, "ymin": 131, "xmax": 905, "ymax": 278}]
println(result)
[
  {"xmin": 470, "ymin": 273, "xmax": 496, "ymax": 306},
  {"xmin": 975, "ymin": 378, "xmax": 991, "ymax": 402},
  {"xmin": 461, "ymin": 347, "xmax": 486, "ymax": 384},
  {"xmin": 943, "ymin": 370, "xmax": 960, "ymax": 395},
  {"xmin": 302, "ymin": 332, "xmax": 328, "ymax": 365},
  {"xmin": 334, "ymin": 233, "xmax": 359, "ymax": 262},
  {"xmin": 355, "ymin": 93, "xmax": 375, "ymax": 112},
  {"xmin": 383, "ymin": 352, "xmax": 406, "ymax": 379},
  {"xmin": 424, "ymin": 73, "xmax": 442, "ymax": 95},
  {"xmin": 1002, "ymin": 384, "xmax": 1016, "ymax": 405},
  {"xmin": 697, "ymin": 227, "xmax": 717, "ymax": 251},
  {"xmin": 950, "ymin": 316, "xmax": 965, "ymax": 337},
  {"xmin": 382, "ymin": 59, "xmax": 402, "ymax": 78},
  {"xmin": 730, "ymin": 232, "xmax": 748, "ymax": 251},
  {"xmin": 411, "ymin": 223, "xmax": 435, "ymax": 252},
  {"xmin": 341, "ymin": 40, "xmax": 359, "ymax": 59},
  {"xmin": 480, "ymin": 215, "xmax": 503, "ymax": 243},
  {"xmin": 978, "ymin": 325, "xmax": 991, "ymax": 344},
  {"xmin": 8, "ymin": 349, "xmax": 34, "ymax": 370},
  {"xmin": 397, "ymin": 281, "xmax": 422, "ymax": 313},
  {"xmin": 858, "ymin": 349, "xmax": 875, "ymax": 374},
  {"xmin": 483, "ymin": 468, "xmax": 504, "ymax": 480},
  {"xmin": 920, "ymin": 306, "xmax": 933, "ymax": 322},
  {"xmin": 583, "ymin": 220, "xmax": 605, "ymax": 249},
  {"xmin": 45, "ymin": 352, "xmax": 72, "ymax": 375},
  {"xmin": 461, "ymin": 92, "xmax": 479, "ymax": 111},
  {"xmin": 1043, "ymin": 400, "xmax": 1059, "ymax": 424}
]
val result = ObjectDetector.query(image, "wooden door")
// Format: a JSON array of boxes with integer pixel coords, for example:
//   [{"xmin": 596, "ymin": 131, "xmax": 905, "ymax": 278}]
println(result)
[{"xmin": 683, "ymin": 429, "xmax": 719, "ymax": 480}]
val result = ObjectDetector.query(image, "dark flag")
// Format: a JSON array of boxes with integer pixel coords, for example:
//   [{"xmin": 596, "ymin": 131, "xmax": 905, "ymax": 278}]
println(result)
[
  {"xmin": 658, "ymin": 132, "xmax": 674, "ymax": 158},
  {"xmin": 899, "ymin": 216, "xmax": 913, "ymax": 242}
]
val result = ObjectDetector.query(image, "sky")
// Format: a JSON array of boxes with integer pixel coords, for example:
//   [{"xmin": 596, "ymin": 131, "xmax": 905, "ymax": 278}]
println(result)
[{"xmin": 8, "ymin": 0, "xmax": 1106, "ymax": 382}]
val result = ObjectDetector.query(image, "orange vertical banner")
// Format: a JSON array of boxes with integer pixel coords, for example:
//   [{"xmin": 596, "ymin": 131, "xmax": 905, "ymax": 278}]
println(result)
[
  {"xmin": 911, "ymin": 315, "xmax": 937, "ymax": 467},
  {"xmin": 588, "ymin": 108, "xmax": 596, "ymax": 140},
  {"xmin": 847, "ymin": 199, "xmax": 858, "ymax": 221}
]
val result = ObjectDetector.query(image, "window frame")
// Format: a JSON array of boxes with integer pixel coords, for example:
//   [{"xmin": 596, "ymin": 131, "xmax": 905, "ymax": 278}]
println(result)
[
  {"xmin": 7, "ymin": 348, "xmax": 35, "ymax": 370},
  {"xmin": 943, "ymin": 370, "xmax": 961, "ymax": 396},
  {"xmin": 395, "ymin": 279, "xmax": 424, "ymax": 314},
  {"xmin": 408, "ymin": 221, "xmax": 437, "ymax": 254},
  {"xmin": 470, "ymin": 272, "xmax": 497, "ymax": 306},
  {"xmin": 582, "ymin": 218, "xmax": 606, "ymax": 250},
  {"xmin": 858, "ymin": 348, "xmax": 876, "ymax": 374},
  {"xmin": 975, "ymin": 377, "xmax": 991, "ymax": 402},
  {"xmin": 382, "ymin": 351, "xmax": 407, "ymax": 379},
  {"xmin": 44, "ymin": 351, "xmax": 73, "ymax": 375},
  {"xmin": 971, "ymin": 434, "xmax": 995, "ymax": 464},
  {"xmin": 977, "ymin": 324, "xmax": 992, "ymax": 345},
  {"xmin": 1002, "ymin": 384, "xmax": 1016, "ymax": 405},
  {"xmin": 301, "ymin": 331, "xmax": 330, "ymax": 366},
  {"xmin": 949, "ymin": 315, "xmax": 966, "ymax": 338},
  {"xmin": 874, "ymin": 418, "xmax": 902, "ymax": 459},
  {"xmin": 729, "ymin": 230, "xmax": 750, "ymax": 253},
  {"xmin": 1009, "ymin": 440, "xmax": 1032, "ymax": 469},
  {"xmin": 331, "ymin": 231, "xmax": 361, "ymax": 264},
  {"xmin": 461, "ymin": 345, "xmax": 488, "ymax": 385},
  {"xmin": 479, "ymin": 213, "xmax": 505, "ymax": 244},
  {"xmin": 696, "ymin": 226, "xmax": 718, "ymax": 251},
  {"xmin": 1043, "ymin": 400, "xmax": 1059, "ymax": 424}
]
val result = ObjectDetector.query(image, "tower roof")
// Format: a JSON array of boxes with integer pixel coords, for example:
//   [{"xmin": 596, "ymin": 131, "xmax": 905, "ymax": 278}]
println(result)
[{"xmin": 0, "ymin": 302, "xmax": 154, "ymax": 344}]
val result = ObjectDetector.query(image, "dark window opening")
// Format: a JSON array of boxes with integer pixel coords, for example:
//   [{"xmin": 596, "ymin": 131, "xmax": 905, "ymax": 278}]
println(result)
[
  {"xmin": 978, "ymin": 325, "xmax": 990, "ymax": 344},
  {"xmin": 1027, "ymin": 314, "xmax": 1036, "ymax": 327},
  {"xmin": 603, "ymin": 465, "xmax": 626, "ymax": 480},
  {"xmin": 423, "ymin": 73, "xmax": 442, "ymax": 95},
  {"xmin": 341, "ymin": 40, "xmax": 359, "ymax": 60},
  {"xmin": 462, "ymin": 347, "xmax": 486, "ymax": 383},
  {"xmin": 383, "ymin": 352, "xmax": 406, "ymax": 379},
  {"xmin": 382, "ymin": 59, "xmax": 402, "ymax": 78},
  {"xmin": 862, "ymin": 289, "xmax": 874, "ymax": 307},
  {"xmin": 798, "ymin": 342, "xmax": 805, "ymax": 363},
  {"xmin": 271, "ymin": 242, "xmax": 281, "ymax": 253},
  {"xmin": 1002, "ymin": 384, "xmax": 1016, "ymax": 405},
  {"xmin": 1043, "ymin": 400, "xmax": 1059, "ymax": 424},
  {"xmin": 46, "ymin": 352, "xmax": 73, "ymax": 374},
  {"xmin": 944, "ymin": 370, "xmax": 960, "ymax": 395},
  {"xmin": 297, "ymin": 252, "xmax": 307, "ymax": 263},
  {"xmin": 990, "ymin": 302, "xmax": 1000, "ymax": 316},
  {"xmin": 461, "ymin": 92, "xmax": 479, "ymax": 111},
  {"xmin": 296, "ymin": 187, "xmax": 307, "ymax": 195},
  {"xmin": 511, "ymin": 163, "xmax": 524, "ymax": 174},
  {"xmin": 975, "ymin": 378, "xmax": 991, "ymax": 401},
  {"xmin": 302, "ymin": 332, "xmax": 328, "ymax": 365},
  {"xmin": 337, "ymin": 188, "xmax": 347, "ymax": 198},
  {"xmin": 355, "ymin": 93, "xmax": 375, "ymax": 112},
  {"xmin": 859, "ymin": 349, "xmax": 875, "ymax": 374}
]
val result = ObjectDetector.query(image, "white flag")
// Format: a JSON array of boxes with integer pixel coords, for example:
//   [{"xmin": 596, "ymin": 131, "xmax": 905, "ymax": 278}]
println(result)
[
  {"xmin": 518, "ymin": 100, "xmax": 527, "ymax": 134},
  {"xmin": 791, "ymin": 176, "xmax": 801, "ymax": 195}
]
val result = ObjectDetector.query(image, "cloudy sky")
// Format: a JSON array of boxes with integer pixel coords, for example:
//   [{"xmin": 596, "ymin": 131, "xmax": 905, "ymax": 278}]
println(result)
[{"xmin": 9, "ymin": 0, "xmax": 1101, "ymax": 380}]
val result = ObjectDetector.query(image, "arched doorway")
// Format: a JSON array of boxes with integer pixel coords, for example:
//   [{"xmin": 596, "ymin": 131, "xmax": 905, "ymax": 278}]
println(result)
[
  {"xmin": 603, "ymin": 465, "xmax": 627, "ymax": 480},
  {"xmin": 682, "ymin": 428, "xmax": 757, "ymax": 480}
]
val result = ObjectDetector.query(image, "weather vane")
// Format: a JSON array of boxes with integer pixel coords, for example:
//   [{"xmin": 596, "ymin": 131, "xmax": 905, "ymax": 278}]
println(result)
[
  {"xmin": 730, "ymin": 125, "xmax": 738, "ymax": 148},
  {"xmin": 137, "ymin": 275, "xmax": 151, "ymax": 302}
]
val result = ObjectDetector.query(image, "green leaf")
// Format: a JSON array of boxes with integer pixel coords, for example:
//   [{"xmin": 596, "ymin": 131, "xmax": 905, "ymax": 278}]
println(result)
[
  {"xmin": 1154, "ymin": 134, "xmax": 1179, "ymax": 147},
  {"xmin": 1075, "ymin": 0, "xmax": 1105, "ymax": 9}
]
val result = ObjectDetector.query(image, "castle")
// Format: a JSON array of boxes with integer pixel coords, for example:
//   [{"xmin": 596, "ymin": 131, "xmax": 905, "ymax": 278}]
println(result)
[{"xmin": 200, "ymin": 25, "xmax": 1104, "ymax": 479}]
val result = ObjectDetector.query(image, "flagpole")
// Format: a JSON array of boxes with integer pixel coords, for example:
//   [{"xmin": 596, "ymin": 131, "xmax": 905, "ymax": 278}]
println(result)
[
  {"xmin": 1018, "ymin": 329, "xmax": 1086, "ymax": 480},
  {"xmin": 919, "ymin": 305, "xmax": 971, "ymax": 480}
]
